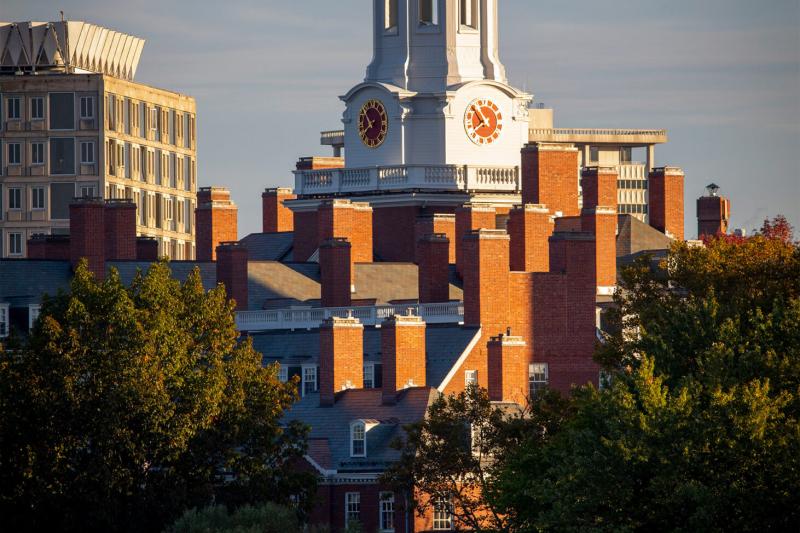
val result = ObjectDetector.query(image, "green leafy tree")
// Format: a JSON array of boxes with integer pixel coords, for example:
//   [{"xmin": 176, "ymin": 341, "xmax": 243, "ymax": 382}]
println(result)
[
  {"xmin": 165, "ymin": 502, "xmax": 302, "ymax": 533},
  {"xmin": 0, "ymin": 261, "xmax": 314, "ymax": 533}
]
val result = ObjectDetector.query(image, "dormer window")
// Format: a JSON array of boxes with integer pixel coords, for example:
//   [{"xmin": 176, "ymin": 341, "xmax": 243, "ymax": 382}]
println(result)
[
  {"xmin": 460, "ymin": 0, "xmax": 478, "ymax": 29},
  {"xmin": 385, "ymin": 0, "xmax": 398, "ymax": 31},
  {"xmin": 419, "ymin": 0, "xmax": 439, "ymax": 26},
  {"xmin": 351, "ymin": 421, "xmax": 366, "ymax": 457}
]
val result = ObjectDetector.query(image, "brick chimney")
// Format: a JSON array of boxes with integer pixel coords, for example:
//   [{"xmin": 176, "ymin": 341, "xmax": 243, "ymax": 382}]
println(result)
[
  {"xmin": 293, "ymin": 208, "xmax": 318, "ymax": 263},
  {"xmin": 319, "ymin": 315, "xmax": 364, "ymax": 407},
  {"xmin": 70, "ymin": 198, "xmax": 106, "ymax": 279},
  {"xmin": 27, "ymin": 234, "xmax": 71, "ymax": 260},
  {"xmin": 508, "ymin": 204, "xmax": 554, "ymax": 272},
  {"xmin": 216, "ymin": 242, "xmax": 249, "ymax": 311},
  {"xmin": 296, "ymin": 156, "xmax": 345, "ymax": 171},
  {"xmin": 262, "ymin": 187, "xmax": 296, "ymax": 233},
  {"xmin": 521, "ymin": 143, "xmax": 580, "ymax": 217},
  {"xmin": 581, "ymin": 166, "xmax": 618, "ymax": 210},
  {"xmin": 319, "ymin": 238, "xmax": 352, "ymax": 308},
  {"xmin": 455, "ymin": 204, "xmax": 496, "ymax": 276},
  {"xmin": 415, "ymin": 214, "xmax": 456, "ymax": 264},
  {"xmin": 104, "ymin": 199, "xmax": 137, "ymax": 261},
  {"xmin": 487, "ymin": 332, "xmax": 528, "ymax": 404},
  {"xmin": 317, "ymin": 199, "xmax": 373, "ymax": 264},
  {"xmin": 195, "ymin": 187, "xmax": 238, "ymax": 261},
  {"xmin": 581, "ymin": 207, "xmax": 618, "ymax": 294},
  {"xmin": 136, "ymin": 237, "xmax": 159, "ymax": 262},
  {"xmin": 417, "ymin": 233, "xmax": 450, "ymax": 304},
  {"xmin": 463, "ymin": 229, "xmax": 510, "ymax": 329},
  {"xmin": 696, "ymin": 183, "xmax": 731, "ymax": 238},
  {"xmin": 381, "ymin": 312, "xmax": 427, "ymax": 405},
  {"xmin": 648, "ymin": 167, "xmax": 685, "ymax": 241}
]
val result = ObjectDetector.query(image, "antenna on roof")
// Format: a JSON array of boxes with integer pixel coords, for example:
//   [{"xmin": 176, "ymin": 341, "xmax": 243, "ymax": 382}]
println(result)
[{"xmin": 60, "ymin": 11, "xmax": 65, "ymax": 23}]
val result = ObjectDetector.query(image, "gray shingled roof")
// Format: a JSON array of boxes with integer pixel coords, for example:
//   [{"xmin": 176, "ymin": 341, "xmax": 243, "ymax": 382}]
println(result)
[
  {"xmin": 283, "ymin": 387, "xmax": 438, "ymax": 473},
  {"xmin": 0, "ymin": 260, "xmax": 73, "ymax": 306},
  {"xmin": 109, "ymin": 261, "xmax": 219, "ymax": 290},
  {"xmin": 616, "ymin": 214, "xmax": 673, "ymax": 258},
  {"xmin": 250, "ymin": 324, "xmax": 480, "ymax": 390},
  {"xmin": 239, "ymin": 232, "xmax": 294, "ymax": 262}
]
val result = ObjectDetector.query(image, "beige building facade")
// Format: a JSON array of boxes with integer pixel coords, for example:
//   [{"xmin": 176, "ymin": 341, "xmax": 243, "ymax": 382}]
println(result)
[{"xmin": 0, "ymin": 21, "xmax": 197, "ymax": 259}]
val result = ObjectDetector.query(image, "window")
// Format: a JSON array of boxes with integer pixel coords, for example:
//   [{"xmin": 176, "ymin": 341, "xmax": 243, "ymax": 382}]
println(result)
[
  {"xmin": 345, "ymin": 492, "xmax": 361, "ymax": 528},
  {"xmin": 49, "ymin": 93, "xmax": 75, "ymax": 130},
  {"xmin": 29, "ymin": 304, "xmax": 41, "ymax": 331},
  {"xmin": 465, "ymin": 370, "xmax": 478, "ymax": 387},
  {"xmin": 8, "ymin": 188, "xmax": 22, "ymax": 210},
  {"xmin": 620, "ymin": 147, "xmax": 632, "ymax": 163},
  {"xmin": 589, "ymin": 146, "xmax": 599, "ymax": 163},
  {"xmin": 460, "ymin": 0, "xmax": 478, "ymax": 28},
  {"xmin": 31, "ymin": 187, "xmax": 45, "ymax": 210},
  {"xmin": 278, "ymin": 365, "xmax": 288, "ymax": 383},
  {"xmin": 433, "ymin": 498, "xmax": 453, "ymax": 530},
  {"xmin": 385, "ymin": 0, "xmax": 398, "ymax": 30},
  {"xmin": 8, "ymin": 143, "xmax": 21, "ymax": 165},
  {"xmin": 150, "ymin": 108, "xmax": 158, "ymax": 133},
  {"xmin": 302, "ymin": 366, "xmax": 318, "ymax": 395},
  {"xmin": 364, "ymin": 363, "xmax": 375, "ymax": 389},
  {"xmin": 31, "ymin": 142, "xmax": 45, "ymax": 165},
  {"xmin": 599, "ymin": 370, "xmax": 613, "ymax": 391},
  {"xmin": 81, "ymin": 141, "xmax": 95, "ymax": 164},
  {"xmin": 351, "ymin": 422, "xmax": 366, "ymax": 457},
  {"xmin": 80, "ymin": 96, "xmax": 94, "ymax": 119},
  {"xmin": 8, "ymin": 232, "xmax": 22, "ymax": 256},
  {"xmin": 529, "ymin": 363, "xmax": 549, "ymax": 399},
  {"xmin": 419, "ymin": 0, "xmax": 438, "ymax": 25},
  {"xmin": 50, "ymin": 138, "xmax": 75, "ymax": 175},
  {"xmin": 31, "ymin": 97, "xmax": 44, "ymax": 120},
  {"xmin": 7, "ymin": 97, "xmax": 21, "ymax": 120},
  {"xmin": 380, "ymin": 492, "xmax": 395, "ymax": 532},
  {"xmin": 0, "ymin": 304, "xmax": 8, "ymax": 337},
  {"xmin": 80, "ymin": 185, "xmax": 96, "ymax": 199}
]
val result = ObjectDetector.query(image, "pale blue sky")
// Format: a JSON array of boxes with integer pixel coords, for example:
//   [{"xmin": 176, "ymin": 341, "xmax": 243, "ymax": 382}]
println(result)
[{"xmin": 6, "ymin": 0, "xmax": 799, "ymax": 237}]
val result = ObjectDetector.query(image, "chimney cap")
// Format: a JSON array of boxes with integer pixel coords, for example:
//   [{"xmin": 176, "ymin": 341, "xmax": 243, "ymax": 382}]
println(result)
[
  {"xmin": 705, "ymin": 183, "xmax": 721, "ymax": 196},
  {"xmin": 464, "ymin": 228, "xmax": 509, "ymax": 240},
  {"xmin": 418, "ymin": 232, "xmax": 449, "ymax": 243},
  {"xmin": 263, "ymin": 187, "xmax": 295, "ymax": 195}
]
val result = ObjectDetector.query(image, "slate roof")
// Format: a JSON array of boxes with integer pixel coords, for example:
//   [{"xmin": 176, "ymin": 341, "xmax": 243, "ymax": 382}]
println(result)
[
  {"xmin": 239, "ymin": 232, "xmax": 294, "ymax": 262},
  {"xmin": 616, "ymin": 214, "xmax": 673, "ymax": 258},
  {"xmin": 283, "ymin": 387, "xmax": 438, "ymax": 474},
  {"xmin": 109, "ymin": 261, "xmax": 219, "ymax": 290},
  {"xmin": 250, "ymin": 324, "xmax": 480, "ymax": 390},
  {"xmin": 0, "ymin": 260, "xmax": 73, "ymax": 306}
]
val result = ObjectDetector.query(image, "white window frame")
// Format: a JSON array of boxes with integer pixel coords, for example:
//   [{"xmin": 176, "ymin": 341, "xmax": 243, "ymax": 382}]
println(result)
[
  {"xmin": 150, "ymin": 107, "xmax": 158, "ymax": 133},
  {"xmin": 302, "ymin": 365, "xmax": 317, "ymax": 396},
  {"xmin": 350, "ymin": 421, "xmax": 366, "ymax": 458},
  {"xmin": 8, "ymin": 232, "xmax": 23, "ymax": 256},
  {"xmin": 7, "ymin": 97, "xmax": 21, "ymax": 120},
  {"xmin": 345, "ymin": 492, "xmax": 361, "ymax": 529},
  {"xmin": 79, "ymin": 185, "xmax": 96, "ymax": 199},
  {"xmin": 0, "ymin": 303, "xmax": 9, "ymax": 338},
  {"xmin": 29, "ymin": 304, "xmax": 41, "ymax": 331},
  {"xmin": 31, "ymin": 142, "xmax": 45, "ymax": 165},
  {"xmin": 364, "ymin": 363, "xmax": 375, "ymax": 389},
  {"xmin": 8, "ymin": 188, "xmax": 22, "ymax": 210},
  {"xmin": 465, "ymin": 370, "xmax": 478, "ymax": 387},
  {"xmin": 380, "ymin": 492, "xmax": 395, "ymax": 532},
  {"xmin": 31, "ymin": 187, "xmax": 45, "ymax": 210},
  {"xmin": 432, "ymin": 497, "xmax": 454, "ymax": 530},
  {"xmin": 8, "ymin": 143, "xmax": 21, "ymax": 165},
  {"xmin": 529, "ymin": 363, "xmax": 549, "ymax": 399},
  {"xmin": 30, "ymin": 97, "xmax": 44, "ymax": 120},
  {"xmin": 277, "ymin": 365, "xmax": 288, "ymax": 383},
  {"xmin": 81, "ymin": 141, "xmax": 95, "ymax": 164},
  {"xmin": 80, "ymin": 96, "xmax": 95, "ymax": 119}
]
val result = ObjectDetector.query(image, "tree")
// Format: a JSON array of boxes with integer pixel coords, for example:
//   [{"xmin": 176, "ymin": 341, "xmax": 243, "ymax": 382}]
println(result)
[
  {"xmin": 759, "ymin": 214, "xmax": 795, "ymax": 244},
  {"xmin": 0, "ymin": 261, "xmax": 314, "ymax": 533},
  {"xmin": 165, "ymin": 502, "xmax": 302, "ymax": 533},
  {"xmin": 496, "ymin": 222, "xmax": 800, "ymax": 531}
]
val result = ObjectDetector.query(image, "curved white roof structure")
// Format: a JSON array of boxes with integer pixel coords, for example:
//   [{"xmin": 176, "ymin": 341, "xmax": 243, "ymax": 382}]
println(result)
[{"xmin": 0, "ymin": 21, "xmax": 145, "ymax": 80}]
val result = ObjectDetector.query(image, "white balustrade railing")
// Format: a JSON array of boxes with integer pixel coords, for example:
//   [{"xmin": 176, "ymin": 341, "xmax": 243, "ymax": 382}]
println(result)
[
  {"xmin": 530, "ymin": 128, "xmax": 667, "ymax": 138},
  {"xmin": 236, "ymin": 302, "xmax": 464, "ymax": 331},
  {"xmin": 294, "ymin": 164, "xmax": 519, "ymax": 195}
]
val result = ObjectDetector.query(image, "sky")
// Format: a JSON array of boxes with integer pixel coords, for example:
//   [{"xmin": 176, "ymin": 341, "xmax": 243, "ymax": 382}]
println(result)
[{"xmin": 5, "ymin": 0, "xmax": 800, "ymax": 238}]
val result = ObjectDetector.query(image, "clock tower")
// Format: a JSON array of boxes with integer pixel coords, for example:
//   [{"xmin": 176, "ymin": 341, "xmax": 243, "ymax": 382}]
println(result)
[{"xmin": 342, "ymin": 0, "xmax": 532, "ymax": 169}]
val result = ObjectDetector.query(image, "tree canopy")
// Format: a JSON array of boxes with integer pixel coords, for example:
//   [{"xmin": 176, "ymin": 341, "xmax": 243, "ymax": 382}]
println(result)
[{"xmin": 0, "ymin": 261, "xmax": 313, "ymax": 533}]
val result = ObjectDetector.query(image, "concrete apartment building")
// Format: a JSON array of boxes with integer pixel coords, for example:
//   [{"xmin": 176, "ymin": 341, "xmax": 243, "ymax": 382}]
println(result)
[{"xmin": 0, "ymin": 21, "xmax": 197, "ymax": 259}]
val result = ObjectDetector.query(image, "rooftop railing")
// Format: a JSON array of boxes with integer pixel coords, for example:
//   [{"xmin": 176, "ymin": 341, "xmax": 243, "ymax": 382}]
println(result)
[{"xmin": 530, "ymin": 128, "xmax": 668, "ymax": 143}]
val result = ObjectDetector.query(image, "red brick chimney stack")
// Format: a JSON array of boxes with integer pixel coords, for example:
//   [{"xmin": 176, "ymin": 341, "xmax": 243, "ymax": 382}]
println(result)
[
  {"xmin": 262, "ymin": 187, "xmax": 296, "ymax": 233},
  {"xmin": 415, "ymin": 214, "xmax": 456, "ymax": 264},
  {"xmin": 319, "ymin": 237, "xmax": 353, "ymax": 308},
  {"xmin": 381, "ymin": 312, "xmax": 427, "ymax": 405},
  {"xmin": 70, "ymin": 198, "xmax": 106, "ymax": 279},
  {"xmin": 417, "ymin": 233, "xmax": 451, "ymax": 304},
  {"xmin": 317, "ymin": 199, "xmax": 374, "ymax": 265},
  {"xmin": 195, "ymin": 187, "xmax": 238, "ymax": 261},
  {"xmin": 508, "ymin": 204, "xmax": 554, "ymax": 272},
  {"xmin": 104, "ymin": 199, "xmax": 137, "ymax": 261},
  {"xmin": 216, "ymin": 242, "xmax": 249, "ymax": 311},
  {"xmin": 136, "ymin": 237, "xmax": 159, "ymax": 262},
  {"xmin": 319, "ymin": 315, "xmax": 364, "ymax": 407},
  {"xmin": 463, "ymin": 229, "xmax": 511, "ymax": 329},
  {"xmin": 521, "ymin": 143, "xmax": 580, "ymax": 217},
  {"xmin": 581, "ymin": 207, "xmax": 618, "ymax": 294},
  {"xmin": 455, "ymin": 204, "xmax": 497, "ymax": 276},
  {"xmin": 696, "ymin": 184, "xmax": 731, "ymax": 238},
  {"xmin": 648, "ymin": 167, "xmax": 685, "ymax": 241},
  {"xmin": 487, "ymin": 332, "xmax": 528, "ymax": 404},
  {"xmin": 27, "ymin": 234, "xmax": 71, "ymax": 260},
  {"xmin": 581, "ymin": 166, "xmax": 618, "ymax": 210}
]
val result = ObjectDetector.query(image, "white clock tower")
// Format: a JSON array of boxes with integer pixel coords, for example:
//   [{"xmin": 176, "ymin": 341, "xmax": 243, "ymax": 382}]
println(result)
[{"xmin": 342, "ymin": 0, "xmax": 532, "ymax": 170}]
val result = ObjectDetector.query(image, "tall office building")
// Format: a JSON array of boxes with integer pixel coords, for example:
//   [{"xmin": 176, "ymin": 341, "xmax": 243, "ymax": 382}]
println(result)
[{"xmin": 0, "ymin": 21, "xmax": 197, "ymax": 259}]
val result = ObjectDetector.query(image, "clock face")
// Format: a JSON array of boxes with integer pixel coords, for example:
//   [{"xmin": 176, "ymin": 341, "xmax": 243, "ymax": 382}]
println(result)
[
  {"xmin": 358, "ymin": 99, "xmax": 389, "ymax": 148},
  {"xmin": 464, "ymin": 98, "xmax": 503, "ymax": 145}
]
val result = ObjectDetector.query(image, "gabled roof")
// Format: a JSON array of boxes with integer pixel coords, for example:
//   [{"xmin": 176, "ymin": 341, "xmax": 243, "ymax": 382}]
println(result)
[
  {"xmin": 616, "ymin": 214, "xmax": 673, "ymax": 258},
  {"xmin": 239, "ymin": 232, "xmax": 294, "ymax": 262}
]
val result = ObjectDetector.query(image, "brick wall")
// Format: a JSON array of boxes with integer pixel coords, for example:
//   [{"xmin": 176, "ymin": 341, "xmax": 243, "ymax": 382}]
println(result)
[
  {"xmin": 27, "ymin": 235, "xmax": 71, "ymax": 260},
  {"xmin": 487, "ymin": 334, "xmax": 528, "ymax": 404},
  {"xmin": 319, "ymin": 316, "xmax": 364, "ymax": 407},
  {"xmin": 581, "ymin": 166, "xmax": 618, "ymax": 210},
  {"xmin": 195, "ymin": 187, "xmax": 238, "ymax": 261},
  {"xmin": 521, "ymin": 143, "xmax": 580, "ymax": 217},
  {"xmin": 580, "ymin": 207, "xmax": 618, "ymax": 289},
  {"xmin": 648, "ymin": 167, "xmax": 685, "ymax": 241},
  {"xmin": 415, "ymin": 213, "xmax": 456, "ymax": 264},
  {"xmin": 293, "ymin": 210, "xmax": 319, "ymax": 262},
  {"xmin": 417, "ymin": 233, "xmax": 451, "ymax": 304},
  {"xmin": 462, "ymin": 229, "xmax": 510, "ymax": 329},
  {"xmin": 381, "ymin": 314, "xmax": 427, "ymax": 404},
  {"xmin": 320, "ymin": 238, "xmax": 352, "ymax": 308},
  {"xmin": 373, "ymin": 205, "xmax": 420, "ymax": 262},
  {"xmin": 70, "ymin": 199, "xmax": 106, "ymax": 279},
  {"xmin": 104, "ymin": 200, "xmax": 137, "ymax": 261},
  {"xmin": 296, "ymin": 156, "xmax": 345, "ymax": 170},
  {"xmin": 317, "ymin": 200, "xmax": 373, "ymax": 265},
  {"xmin": 136, "ymin": 237, "xmax": 159, "ymax": 262},
  {"xmin": 216, "ymin": 242, "xmax": 249, "ymax": 311},
  {"xmin": 455, "ymin": 204, "xmax": 497, "ymax": 276},
  {"xmin": 262, "ymin": 187, "xmax": 296, "ymax": 233},
  {"xmin": 697, "ymin": 195, "xmax": 731, "ymax": 237},
  {"xmin": 508, "ymin": 204, "xmax": 553, "ymax": 272}
]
